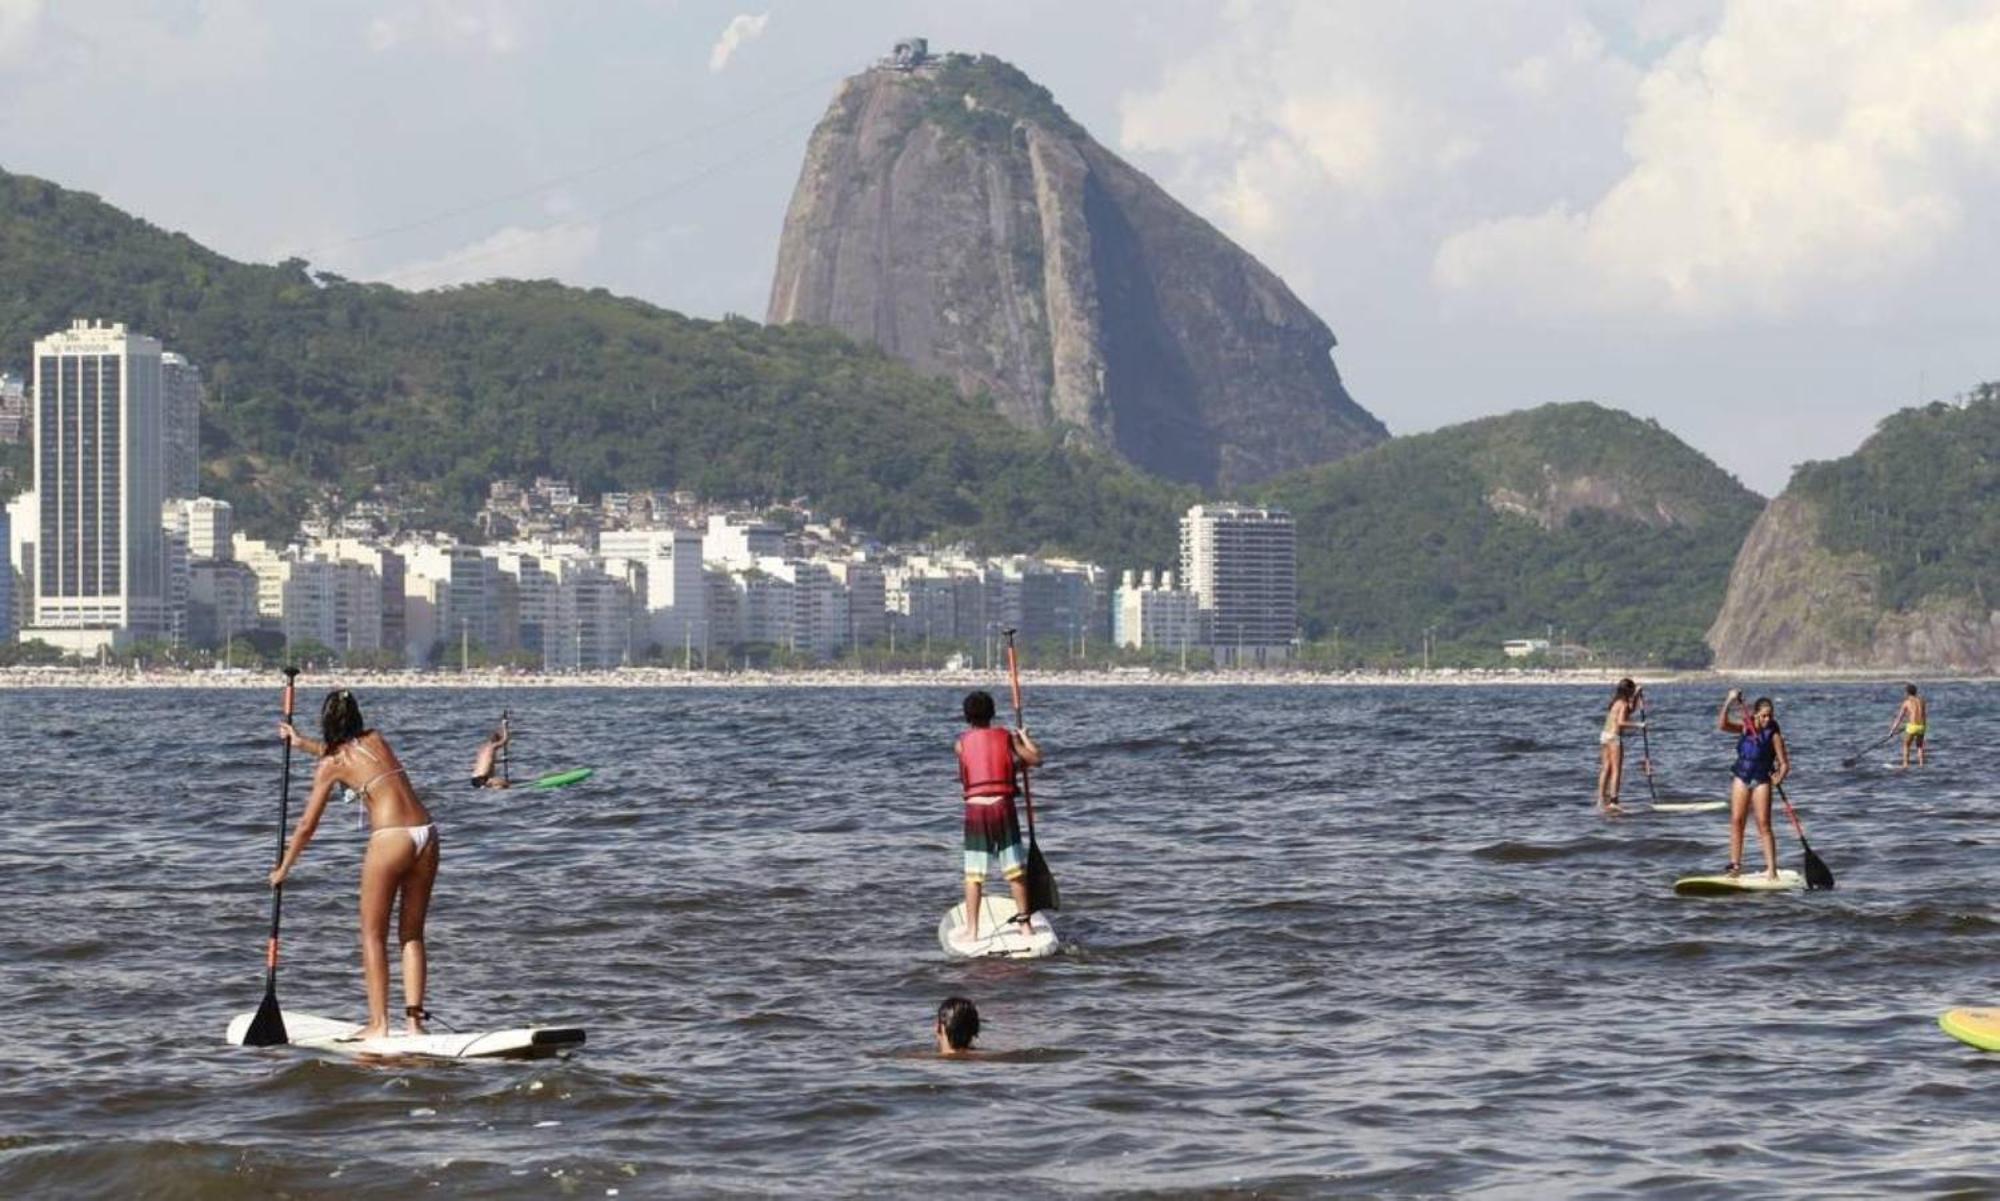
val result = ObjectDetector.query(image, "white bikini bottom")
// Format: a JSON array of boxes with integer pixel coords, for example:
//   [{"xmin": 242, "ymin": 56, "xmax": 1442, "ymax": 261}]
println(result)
[{"xmin": 370, "ymin": 823, "xmax": 436, "ymax": 855}]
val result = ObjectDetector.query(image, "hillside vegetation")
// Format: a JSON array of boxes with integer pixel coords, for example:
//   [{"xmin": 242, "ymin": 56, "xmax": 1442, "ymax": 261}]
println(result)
[
  {"xmin": 1262, "ymin": 403, "xmax": 1763, "ymax": 664},
  {"xmin": 0, "ymin": 166, "xmax": 1189, "ymax": 562},
  {"xmin": 1789, "ymin": 384, "xmax": 2000, "ymax": 611}
]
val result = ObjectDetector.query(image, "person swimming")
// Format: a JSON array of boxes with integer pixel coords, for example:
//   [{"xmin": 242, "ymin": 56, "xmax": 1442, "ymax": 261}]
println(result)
[{"xmin": 936, "ymin": 996, "xmax": 980, "ymax": 1056}]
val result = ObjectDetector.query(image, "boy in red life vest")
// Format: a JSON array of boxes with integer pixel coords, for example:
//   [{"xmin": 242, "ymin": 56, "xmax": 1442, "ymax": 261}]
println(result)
[{"xmin": 956, "ymin": 690, "xmax": 1042, "ymax": 941}]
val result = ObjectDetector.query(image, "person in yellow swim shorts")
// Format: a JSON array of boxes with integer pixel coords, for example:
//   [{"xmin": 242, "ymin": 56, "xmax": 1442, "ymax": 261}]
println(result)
[{"xmin": 1891, "ymin": 683, "xmax": 1928, "ymax": 768}]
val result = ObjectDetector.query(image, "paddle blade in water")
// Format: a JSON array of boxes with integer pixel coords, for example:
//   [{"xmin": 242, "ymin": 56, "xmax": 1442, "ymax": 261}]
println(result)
[
  {"xmin": 1025, "ymin": 839, "xmax": 1060, "ymax": 913},
  {"xmin": 242, "ymin": 989, "xmax": 288, "ymax": 1046},
  {"xmin": 1802, "ymin": 845, "xmax": 1836, "ymax": 891}
]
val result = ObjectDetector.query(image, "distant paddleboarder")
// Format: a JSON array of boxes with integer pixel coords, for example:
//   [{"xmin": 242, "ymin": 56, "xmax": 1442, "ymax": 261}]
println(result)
[
  {"xmin": 1891, "ymin": 684, "xmax": 1928, "ymax": 768},
  {"xmin": 1717, "ymin": 690, "xmax": 1789, "ymax": 880},
  {"xmin": 470, "ymin": 720, "xmax": 512, "ymax": 789},
  {"xmin": 1597, "ymin": 678, "xmax": 1647, "ymax": 812},
  {"xmin": 273, "ymin": 689, "xmax": 441, "ymax": 1039},
  {"xmin": 955, "ymin": 690, "xmax": 1042, "ymax": 941}
]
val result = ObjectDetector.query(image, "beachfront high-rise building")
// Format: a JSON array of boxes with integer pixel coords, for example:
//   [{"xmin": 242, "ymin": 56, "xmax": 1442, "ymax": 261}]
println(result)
[
  {"xmin": 160, "ymin": 353, "xmax": 203, "ymax": 501},
  {"xmin": 0, "ymin": 509, "xmax": 11, "ymax": 642},
  {"xmin": 1178, "ymin": 503, "xmax": 1297, "ymax": 666},
  {"xmin": 1113, "ymin": 569, "xmax": 1203, "ymax": 654},
  {"xmin": 26, "ymin": 320, "xmax": 167, "ymax": 652}
]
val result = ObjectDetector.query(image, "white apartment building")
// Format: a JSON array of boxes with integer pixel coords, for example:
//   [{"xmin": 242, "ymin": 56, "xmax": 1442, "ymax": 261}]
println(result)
[
  {"xmin": 705, "ymin": 513, "xmax": 785, "ymax": 568},
  {"xmin": 824, "ymin": 559, "xmax": 886, "ymax": 648},
  {"xmin": 1113, "ymin": 569, "xmax": 1204, "ymax": 652},
  {"xmin": 26, "ymin": 320, "xmax": 168, "ymax": 651},
  {"xmin": 598, "ymin": 526, "xmax": 707, "ymax": 654},
  {"xmin": 1179, "ymin": 503, "xmax": 1298, "ymax": 666},
  {"xmin": 5, "ymin": 491, "xmax": 34, "ymax": 636},
  {"xmin": 160, "ymin": 352, "xmax": 203, "ymax": 501}
]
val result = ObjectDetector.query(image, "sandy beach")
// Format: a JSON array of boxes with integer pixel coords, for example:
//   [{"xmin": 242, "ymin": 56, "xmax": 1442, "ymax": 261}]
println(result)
[{"xmin": 0, "ymin": 664, "xmax": 1954, "ymax": 689}]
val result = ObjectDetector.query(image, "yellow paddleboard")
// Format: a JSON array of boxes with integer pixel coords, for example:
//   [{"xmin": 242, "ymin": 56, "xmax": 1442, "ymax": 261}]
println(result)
[{"xmin": 1939, "ymin": 1008, "xmax": 2000, "ymax": 1052}]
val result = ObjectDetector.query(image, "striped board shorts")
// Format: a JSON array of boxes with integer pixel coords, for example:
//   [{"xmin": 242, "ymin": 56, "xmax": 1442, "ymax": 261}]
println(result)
[{"xmin": 963, "ymin": 796, "xmax": 1026, "ymax": 881}]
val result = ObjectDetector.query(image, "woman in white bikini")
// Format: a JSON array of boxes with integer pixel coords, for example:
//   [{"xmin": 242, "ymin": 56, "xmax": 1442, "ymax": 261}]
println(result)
[
  {"xmin": 1596, "ymin": 678, "xmax": 1647, "ymax": 812},
  {"xmin": 270, "ymin": 689, "xmax": 441, "ymax": 1039}
]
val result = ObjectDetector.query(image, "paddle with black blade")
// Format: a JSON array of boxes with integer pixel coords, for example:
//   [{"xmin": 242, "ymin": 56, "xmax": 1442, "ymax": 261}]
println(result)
[
  {"xmin": 1003, "ymin": 629, "xmax": 1059, "ymax": 914},
  {"xmin": 243, "ymin": 665, "xmax": 301, "ymax": 1047},
  {"xmin": 1773, "ymin": 781, "xmax": 1835, "ymax": 890},
  {"xmin": 1840, "ymin": 730, "xmax": 1898, "ymax": 769},
  {"xmin": 1735, "ymin": 694, "xmax": 1835, "ymax": 891}
]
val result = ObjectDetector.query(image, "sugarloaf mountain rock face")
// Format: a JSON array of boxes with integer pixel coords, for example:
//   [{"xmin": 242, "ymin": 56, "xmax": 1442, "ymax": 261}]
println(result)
[
  {"xmin": 1707, "ymin": 386, "xmax": 2000, "ymax": 670},
  {"xmin": 766, "ymin": 50, "xmax": 1386, "ymax": 491}
]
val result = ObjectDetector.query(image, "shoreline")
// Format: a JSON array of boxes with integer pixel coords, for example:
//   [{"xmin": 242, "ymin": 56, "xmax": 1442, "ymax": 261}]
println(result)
[{"xmin": 0, "ymin": 665, "xmax": 1974, "ymax": 689}]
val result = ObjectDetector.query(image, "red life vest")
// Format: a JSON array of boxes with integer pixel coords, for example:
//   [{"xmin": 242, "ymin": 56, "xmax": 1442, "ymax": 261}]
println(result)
[{"xmin": 957, "ymin": 727, "xmax": 1017, "ymax": 799}]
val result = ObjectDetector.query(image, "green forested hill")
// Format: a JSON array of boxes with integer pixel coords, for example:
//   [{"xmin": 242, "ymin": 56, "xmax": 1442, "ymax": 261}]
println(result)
[
  {"xmin": 1789, "ymin": 384, "xmax": 2000, "ymax": 610},
  {"xmin": 1261, "ymin": 403, "xmax": 1763, "ymax": 665},
  {"xmin": 0, "ymin": 167, "xmax": 1190, "ymax": 561}
]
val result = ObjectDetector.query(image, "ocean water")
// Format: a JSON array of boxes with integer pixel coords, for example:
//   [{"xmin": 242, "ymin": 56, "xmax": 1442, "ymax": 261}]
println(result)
[{"xmin": 0, "ymin": 681, "xmax": 1993, "ymax": 1197}]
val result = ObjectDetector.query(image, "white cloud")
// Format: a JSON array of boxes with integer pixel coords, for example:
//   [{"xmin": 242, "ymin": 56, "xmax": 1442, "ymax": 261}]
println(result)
[
  {"xmin": 1435, "ymin": 0, "xmax": 2000, "ymax": 324},
  {"xmin": 366, "ymin": 0, "xmax": 525, "ymax": 56},
  {"xmin": 380, "ymin": 221, "xmax": 601, "ymax": 290},
  {"xmin": 0, "ymin": 0, "xmax": 45, "ymax": 65},
  {"xmin": 1116, "ymin": 3, "xmax": 1642, "ymax": 267},
  {"xmin": 707, "ymin": 12, "xmax": 768, "ymax": 74}
]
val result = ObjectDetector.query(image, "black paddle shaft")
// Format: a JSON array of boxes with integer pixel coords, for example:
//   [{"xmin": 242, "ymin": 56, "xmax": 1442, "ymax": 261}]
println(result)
[
  {"xmin": 245, "ymin": 666, "xmax": 300, "ymax": 1047},
  {"xmin": 1636, "ymin": 698, "xmax": 1659, "ymax": 802},
  {"xmin": 1002, "ymin": 630, "xmax": 1059, "ymax": 913}
]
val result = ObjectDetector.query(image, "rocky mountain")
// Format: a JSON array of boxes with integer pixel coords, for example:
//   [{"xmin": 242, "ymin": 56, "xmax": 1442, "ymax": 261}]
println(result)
[
  {"xmin": 1261, "ymin": 403, "xmax": 1762, "ymax": 664},
  {"xmin": 766, "ymin": 50, "xmax": 1387, "ymax": 491},
  {"xmin": 1707, "ymin": 386, "xmax": 2000, "ymax": 670},
  {"xmin": 0, "ymin": 165, "xmax": 1189, "ymax": 563}
]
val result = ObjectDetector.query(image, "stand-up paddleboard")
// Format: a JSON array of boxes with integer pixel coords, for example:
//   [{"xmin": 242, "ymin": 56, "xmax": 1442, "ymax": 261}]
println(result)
[
  {"xmin": 1649, "ymin": 800, "xmax": 1728, "ymax": 813},
  {"xmin": 938, "ymin": 895, "xmax": 1059, "ymax": 959},
  {"xmin": 1940, "ymin": 1008, "xmax": 2000, "ymax": 1052},
  {"xmin": 1673, "ymin": 868, "xmax": 1804, "ymax": 896},
  {"xmin": 530, "ymin": 768, "xmax": 594, "ymax": 791},
  {"xmin": 226, "ymin": 1010, "xmax": 584, "ymax": 1060}
]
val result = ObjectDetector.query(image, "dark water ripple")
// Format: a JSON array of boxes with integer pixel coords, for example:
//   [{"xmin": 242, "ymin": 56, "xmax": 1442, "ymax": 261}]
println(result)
[{"xmin": 0, "ymin": 682, "xmax": 1995, "ymax": 1196}]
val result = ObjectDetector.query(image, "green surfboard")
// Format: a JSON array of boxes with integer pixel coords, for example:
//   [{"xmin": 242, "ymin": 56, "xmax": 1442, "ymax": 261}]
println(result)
[{"xmin": 530, "ymin": 768, "xmax": 594, "ymax": 790}]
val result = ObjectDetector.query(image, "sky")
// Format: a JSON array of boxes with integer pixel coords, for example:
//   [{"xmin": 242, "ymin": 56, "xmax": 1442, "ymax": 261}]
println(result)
[{"xmin": 2, "ymin": 0, "xmax": 1997, "ymax": 496}]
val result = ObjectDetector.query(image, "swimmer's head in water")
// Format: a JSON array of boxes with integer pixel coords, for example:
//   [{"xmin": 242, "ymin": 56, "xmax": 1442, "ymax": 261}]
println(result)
[
  {"xmin": 963, "ymin": 690, "xmax": 996, "ymax": 727},
  {"xmin": 320, "ymin": 689, "xmax": 364, "ymax": 750},
  {"xmin": 1906, "ymin": 682, "xmax": 1919, "ymax": 696},
  {"xmin": 937, "ymin": 996, "xmax": 979, "ymax": 1051}
]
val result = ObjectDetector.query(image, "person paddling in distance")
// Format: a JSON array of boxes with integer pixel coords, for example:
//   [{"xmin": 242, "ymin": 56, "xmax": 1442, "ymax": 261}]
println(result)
[
  {"xmin": 1597, "ymin": 678, "xmax": 1648, "ymax": 812},
  {"xmin": 469, "ymin": 720, "xmax": 512, "ymax": 789},
  {"xmin": 1891, "ymin": 683, "xmax": 1928, "ymax": 768},
  {"xmin": 271, "ymin": 689, "xmax": 442, "ymax": 1039},
  {"xmin": 1717, "ymin": 690, "xmax": 1790, "ymax": 879},
  {"xmin": 956, "ymin": 689, "xmax": 1042, "ymax": 943}
]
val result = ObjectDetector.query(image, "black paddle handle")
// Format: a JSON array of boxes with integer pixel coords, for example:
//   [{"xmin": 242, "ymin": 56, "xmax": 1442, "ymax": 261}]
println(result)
[{"xmin": 266, "ymin": 666, "xmax": 299, "ymax": 983}]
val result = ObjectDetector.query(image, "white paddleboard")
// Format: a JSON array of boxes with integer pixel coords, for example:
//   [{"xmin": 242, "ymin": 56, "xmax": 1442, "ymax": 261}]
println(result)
[
  {"xmin": 938, "ymin": 895, "xmax": 1059, "ymax": 959},
  {"xmin": 1649, "ymin": 800, "xmax": 1728, "ymax": 813},
  {"xmin": 1673, "ymin": 868, "xmax": 1804, "ymax": 896},
  {"xmin": 226, "ymin": 1010, "xmax": 584, "ymax": 1060}
]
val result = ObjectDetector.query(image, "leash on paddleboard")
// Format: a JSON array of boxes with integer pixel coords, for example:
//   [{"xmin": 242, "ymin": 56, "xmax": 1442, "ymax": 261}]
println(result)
[
  {"xmin": 1003, "ymin": 629, "xmax": 1059, "ymax": 914},
  {"xmin": 1840, "ymin": 729, "xmax": 1898, "ymax": 768},
  {"xmin": 244, "ymin": 665, "xmax": 301, "ymax": 1046},
  {"xmin": 1734, "ymin": 693, "xmax": 1835, "ymax": 891}
]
